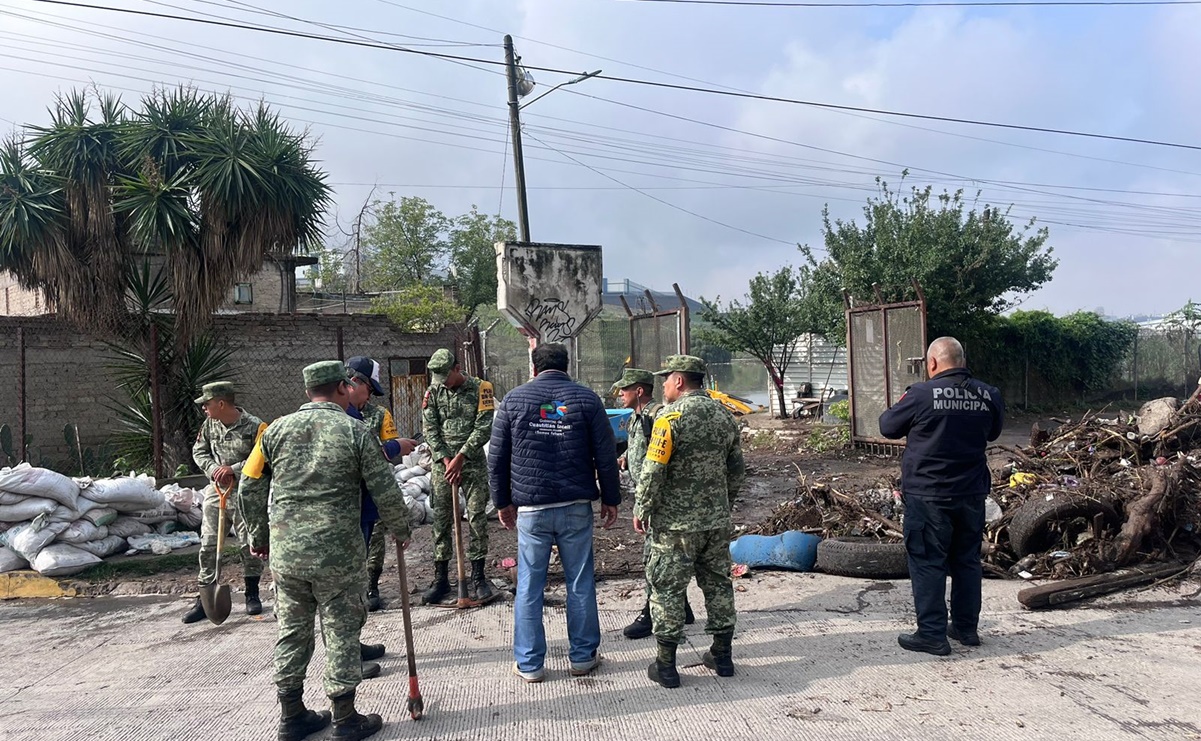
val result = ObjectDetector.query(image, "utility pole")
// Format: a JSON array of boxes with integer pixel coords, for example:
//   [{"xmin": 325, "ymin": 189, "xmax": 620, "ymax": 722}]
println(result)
[{"xmin": 504, "ymin": 34, "xmax": 531, "ymax": 242}]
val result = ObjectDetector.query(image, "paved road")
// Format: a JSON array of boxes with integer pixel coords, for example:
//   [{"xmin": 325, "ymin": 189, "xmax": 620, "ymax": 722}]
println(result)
[{"xmin": 1, "ymin": 573, "xmax": 1198, "ymax": 740}]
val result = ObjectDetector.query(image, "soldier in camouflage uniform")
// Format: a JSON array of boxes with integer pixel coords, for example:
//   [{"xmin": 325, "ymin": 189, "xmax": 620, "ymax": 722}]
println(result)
[
  {"xmin": 239, "ymin": 361, "xmax": 413, "ymax": 741},
  {"xmin": 612, "ymin": 369, "xmax": 694, "ymax": 639},
  {"xmin": 344, "ymin": 356, "xmax": 417, "ymax": 612},
  {"xmin": 182, "ymin": 382, "xmax": 266, "ymax": 624},
  {"xmin": 634, "ymin": 355, "xmax": 746, "ymax": 688},
  {"xmin": 421, "ymin": 349, "xmax": 495, "ymax": 604}
]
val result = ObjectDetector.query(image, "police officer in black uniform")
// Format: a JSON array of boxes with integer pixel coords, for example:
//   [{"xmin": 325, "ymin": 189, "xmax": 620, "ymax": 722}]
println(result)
[{"xmin": 879, "ymin": 336, "xmax": 1004, "ymax": 656}]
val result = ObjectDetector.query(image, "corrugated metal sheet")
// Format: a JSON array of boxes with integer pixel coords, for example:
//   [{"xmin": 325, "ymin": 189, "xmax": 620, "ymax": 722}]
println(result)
[{"xmin": 768, "ymin": 335, "xmax": 849, "ymax": 417}]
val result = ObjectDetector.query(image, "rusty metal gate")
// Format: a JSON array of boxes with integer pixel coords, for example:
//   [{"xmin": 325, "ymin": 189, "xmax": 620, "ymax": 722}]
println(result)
[
  {"xmin": 623, "ymin": 283, "xmax": 691, "ymax": 371},
  {"xmin": 388, "ymin": 356, "xmax": 428, "ymax": 438},
  {"xmin": 846, "ymin": 284, "xmax": 927, "ymax": 451}
]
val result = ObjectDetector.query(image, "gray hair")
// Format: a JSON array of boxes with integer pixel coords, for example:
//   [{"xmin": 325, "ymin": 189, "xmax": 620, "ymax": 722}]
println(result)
[{"xmin": 928, "ymin": 336, "xmax": 966, "ymax": 368}]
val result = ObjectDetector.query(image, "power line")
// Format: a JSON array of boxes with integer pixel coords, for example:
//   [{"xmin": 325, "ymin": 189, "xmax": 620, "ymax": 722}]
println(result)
[
  {"xmin": 27, "ymin": 0, "xmax": 1201, "ymax": 151},
  {"xmin": 625, "ymin": 0, "xmax": 1201, "ymax": 6}
]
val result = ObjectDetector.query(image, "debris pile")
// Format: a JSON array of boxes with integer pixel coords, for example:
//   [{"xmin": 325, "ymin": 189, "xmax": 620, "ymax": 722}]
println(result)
[
  {"xmin": 988, "ymin": 394, "xmax": 1201, "ymax": 579},
  {"xmin": 747, "ymin": 475, "xmax": 902, "ymax": 541}
]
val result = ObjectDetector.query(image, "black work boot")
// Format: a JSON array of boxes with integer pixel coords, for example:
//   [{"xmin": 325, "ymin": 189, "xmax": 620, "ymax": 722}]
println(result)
[
  {"xmin": 422, "ymin": 561, "xmax": 450, "ymax": 605},
  {"xmin": 360, "ymin": 642, "xmax": 386, "ymax": 661},
  {"xmin": 330, "ymin": 689, "xmax": 384, "ymax": 741},
  {"xmin": 624, "ymin": 601, "xmax": 653, "ymax": 639},
  {"xmin": 366, "ymin": 569, "xmax": 382, "ymax": 613},
  {"xmin": 702, "ymin": 631, "xmax": 735, "ymax": 677},
  {"xmin": 647, "ymin": 640, "xmax": 681, "ymax": 688},
  {"xmin": 277, "ymin": 687, "xmax": 331, "ymax": 741},
  {"xmin": 898, "ymin": 632, "xmax": 952, "ymax": 656},
  {"xmin": 361, "ymin": 661, "xmax": 381, "ymax": 680},
  {"xmin": 470, "ymin": 559, "xmax": 493, "ymax": 602},
  {"xmin": 182, "ymin": 597, "xmax": 207, "ymax": 624},
  {"xmin": 684, "ymin": 599, "xmax": 696, "ymax": 626},
  {"xmin": 245, "ymin": 576, "xmax": 263, "ymax": 616},
  {"xmin": 947, "ymin": 624, "xmax": 982, "ymax": 646}
]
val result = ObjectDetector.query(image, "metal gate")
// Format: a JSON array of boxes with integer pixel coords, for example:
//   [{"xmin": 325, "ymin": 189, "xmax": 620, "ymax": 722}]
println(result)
[
  {"xmin": 388, "ymin": 356, "xmax": 428, "ymax": 438},
  {"xmin": 623, "ymin": 283, "xmax": 690, "ymax": 371},
  {"xmin": 846, "ymin": 284, "xmax": 927, "ymax": 451}
]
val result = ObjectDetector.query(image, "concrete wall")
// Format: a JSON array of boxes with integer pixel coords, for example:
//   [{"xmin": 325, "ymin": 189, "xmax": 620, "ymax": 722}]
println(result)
[
  {"xmin": 0, "ymin": 274, "xmax": 50, "ymax": 317},
  {"xmin": 0, "ymin": 314, "xmax": 457, "ymax": 465}
]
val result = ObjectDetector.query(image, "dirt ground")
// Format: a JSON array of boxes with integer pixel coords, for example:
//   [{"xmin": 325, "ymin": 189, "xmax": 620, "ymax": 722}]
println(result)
[{"xmin": 72, "ymin": 413, "xmax": 1045, "ymax": 602}]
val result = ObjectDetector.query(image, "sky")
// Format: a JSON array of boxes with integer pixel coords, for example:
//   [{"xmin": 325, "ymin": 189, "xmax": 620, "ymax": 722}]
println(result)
[{"xmin": 0, "ymin": 0, "xmax": 1198, "ymax": 318}]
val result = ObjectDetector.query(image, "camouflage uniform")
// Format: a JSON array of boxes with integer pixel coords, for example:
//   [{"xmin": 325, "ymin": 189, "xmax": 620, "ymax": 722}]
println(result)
[
  {"xmin": 635, "ymin": 370, "xmax": 746, "ymax": 646},
  {"xmin": 422, "ymin": 357, "xmax": 495, "ymax": 563},
  {"xmin": 361, "ymin": 401, "xmax": 402, "ymax": 575},
  {"xmin": 628, "ymin": 399, "xmax": 662, "ymax": 602},
  {"xmin": 239, "ymin": 362, "xmax": 413, "ymax": 699},
  {"xmin": 192, "ymin": 408, "xmax": 265, "ymax": 585}
]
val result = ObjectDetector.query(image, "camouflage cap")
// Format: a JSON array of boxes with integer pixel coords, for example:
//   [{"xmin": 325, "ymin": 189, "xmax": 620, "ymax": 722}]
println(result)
[
  {"xmin": 427, "ymin": 348, "xmax": 456, "ymax": 380},
  {"xmin": 194, "ymin": 381, "xmax": 236, "ymax": 405},
  {"xmin": 609, "ymin": 368, "xmax": 655, "ymax": 395},
  {"xmin": 654, "ymin": 354, "xmax": 708, "ymax": 376},
  {"xmin": 303, "ymin": 360, "xmax": 350, "ymax": 389}
]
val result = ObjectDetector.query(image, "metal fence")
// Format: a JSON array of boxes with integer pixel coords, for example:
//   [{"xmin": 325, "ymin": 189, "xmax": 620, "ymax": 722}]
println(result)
[{"xmin": 846, "ymin": 288, "xmax": 928, "ymax": 448}]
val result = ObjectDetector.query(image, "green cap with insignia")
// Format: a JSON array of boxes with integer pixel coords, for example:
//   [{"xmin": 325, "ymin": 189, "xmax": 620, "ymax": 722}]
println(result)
[
  {"xmin": 610, "ymin": 368, "xmax": 655, "ymax": 395},
  {"xmin": 654, "ymin": 354, "xmax": 708, "ymax": 376},
  {"xmin": 194, "ymin": 381, "xmax": 236, "ymax": 405},
  {"xmin": 302, "ymin": 360, "xmax": 350, "ymax": 389},
  {"xmin": 428, "ymin": 348, "xmax": 456, "ymax": 382}
]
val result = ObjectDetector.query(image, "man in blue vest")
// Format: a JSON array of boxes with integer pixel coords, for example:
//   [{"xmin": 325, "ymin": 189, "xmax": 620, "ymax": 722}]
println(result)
[{"xmin": 879, "ymin": 336, "xmax": 1004, "ymax": 656}]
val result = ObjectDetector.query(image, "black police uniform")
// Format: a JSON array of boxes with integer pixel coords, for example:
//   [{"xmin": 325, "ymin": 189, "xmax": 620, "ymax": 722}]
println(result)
[{"xmin": 879, "ymin": 367, "xmax": 1004, "ymax": 644}]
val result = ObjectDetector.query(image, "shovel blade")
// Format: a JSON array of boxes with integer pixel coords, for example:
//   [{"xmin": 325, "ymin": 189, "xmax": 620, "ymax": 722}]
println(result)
[{"xmin": 200, "ymin": 584, "xmax": 232, "ymax": 625}]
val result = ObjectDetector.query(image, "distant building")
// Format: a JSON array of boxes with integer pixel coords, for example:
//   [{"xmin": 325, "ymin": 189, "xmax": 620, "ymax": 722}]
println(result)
[{"xmin": 602, "ymin": 278, "xmax": 702, "ymax": 315}]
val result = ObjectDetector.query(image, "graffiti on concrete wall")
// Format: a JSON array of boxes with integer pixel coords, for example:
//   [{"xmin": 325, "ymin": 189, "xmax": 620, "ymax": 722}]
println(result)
[{"xmin": 525, "ymin": 297, "xmax": 578, "ymax": 342}]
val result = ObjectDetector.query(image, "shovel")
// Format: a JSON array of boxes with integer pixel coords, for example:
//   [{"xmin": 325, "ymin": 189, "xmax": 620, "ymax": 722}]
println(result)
[
  {"xmin": 433, "ymin": 483, "xmax": 499, "ymax": 609},
  {"xmin": 394, "ymin": 539, "xmax": 424, "ymax": 720},
  {"xmin": 198, "ymin": 482, "xmax": 233, "ymax": 625}
]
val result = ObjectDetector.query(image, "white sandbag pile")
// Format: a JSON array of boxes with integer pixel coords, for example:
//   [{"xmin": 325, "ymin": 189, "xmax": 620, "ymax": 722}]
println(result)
[
  {"xmin": 0, "ymin": 466, "xmax": 206, "ymax": 576},
  {"xmin": 391, "ymin": 443, "xmax": 498, "ymax": 525}
]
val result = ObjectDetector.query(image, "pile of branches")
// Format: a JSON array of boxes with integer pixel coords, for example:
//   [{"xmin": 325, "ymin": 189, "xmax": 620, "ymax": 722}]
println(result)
[
  {"xmin": 747, "ymin": 473, "xmax": 902, "ymax": 540},
  {"xmin": 987, "ymin": 393, "xmax": 1201, "ymax": 578}
]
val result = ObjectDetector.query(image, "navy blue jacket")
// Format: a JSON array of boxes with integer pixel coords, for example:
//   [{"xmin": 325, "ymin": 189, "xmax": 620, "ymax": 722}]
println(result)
[
  {"xmin": 879, "ymin": 367, "xmax": 1005, "ymax": 499},
  {"xmin": 488, "ymin": 370, "xmax": 621, "ymax": 509}
]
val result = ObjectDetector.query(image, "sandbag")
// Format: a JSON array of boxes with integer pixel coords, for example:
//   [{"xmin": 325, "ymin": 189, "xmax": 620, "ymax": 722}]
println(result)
[
  {"xmin": 7, "ymin": 519, "xmax": 70, "ymax": 562},
  {"xmin": 73, "ymin": 535, "xmax": 128, "ymax": 558},
  {"xmin": 0, "ymin": 497, "xmax": 58, "ymax": 522},
  {"xmin": 0, "ymin": 463, "xmax": 81, "ymax": 508},
  {"xmin": 409, "ymin": 474, "xmax": 431, "ymax": 493},
  {"xmin": 50, "ymin": 504, "xmax": 84, "ymax": 523},
  {"xmin": 107, "ymin": 517, "xmax": 154, "ymax": 539},
  {"xmin": 405, "ymin": 496, "xmax": 427, "ymax": 527},
  {"xmin": 126, "ymin": 531, "xmax": 200, "ymax": 554},
  {"xmin": 0, "ymin": 546, "xmax": 28, "ymax": 573},
  {"xmin": 32, "ymin": 543, "xmax": 102, "ymax": 576},
  {"xmin": 729, "ymin": 532, "xmax": 821, "ymax": 572},
  {"xmin": 161, "ymin": 484, "xmax": 202, "ymax": 513},
  {"xmin": 401, "ymin": 482, "xmax": 425, "ymax": 502},
  {"xmin": 57, "ymin": 520, "xmax": 108, "ymax": 545},
  {"xmin": 82, "ymin": 476, "xmax": 163, "ymax": 511},
  {"xmin": 82, "ymin": 507, "xmax": 118, "ymax": 527},
  {"xmin": 126, "ymin": 503, "xmax": 179, "ymax": 525},
  {"xmin": 176, "ymin": 507, "xmax": 202, "ymax": 530}
]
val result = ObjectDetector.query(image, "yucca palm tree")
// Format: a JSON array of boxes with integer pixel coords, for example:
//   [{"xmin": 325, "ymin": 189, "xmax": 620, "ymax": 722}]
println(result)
[{"xmin": 0, "ymin": 87, "xmax": 329, "ymax": 470}]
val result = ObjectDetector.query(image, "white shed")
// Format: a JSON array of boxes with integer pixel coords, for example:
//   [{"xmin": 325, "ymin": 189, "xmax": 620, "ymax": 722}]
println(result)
[{"xmin": 768, "ymin": 334, "xmax": 849, "ymax": 417}]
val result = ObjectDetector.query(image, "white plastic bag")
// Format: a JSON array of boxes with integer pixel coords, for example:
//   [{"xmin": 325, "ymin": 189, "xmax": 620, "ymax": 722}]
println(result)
[
  {"xmin": 107, "ymin": 517, "xmax": 154, "ymax": 539},
  {"xmin": 57, "ymin": 520, "xmax": 108, "ymax": 545},
  {"xmin": 0, "ymin": 497, "xmax": 58, "ymax": 522},
  {"xmin": 82, "ymin": 475, "xmax": 163, "ymax": 511},
  {"xmin": 7, "ymin": 518, "xmax": 70, "ymax": 562},
  {"xmin": 126, "ymin": 531, "xmax": 200, "ymax": 554},
  {"xmin": 32, "ymin": 543, "xmax": 102, "ymax": 576},
  {"xmin": 0, "ymin": 463, "xmax": 81, "ymax": 508},
  {"xmin": 161, "ymin": 484, "xmax": 202, "ymax": 513},
  {"xmin": 0, "ymin": 545, "xmax": 28, "ymax": 573}
]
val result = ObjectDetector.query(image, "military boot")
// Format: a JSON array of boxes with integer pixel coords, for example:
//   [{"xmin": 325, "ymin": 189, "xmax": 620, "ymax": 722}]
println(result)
[
  {"xmin": 182, "ymin": 597, "xmax": 206, "ymax": 625},
  {"xmin": 647, "ymin": 640, "xmax": 681, "ymax": 688},
  {"xmin": 623, "ymin": 602, "xmax": 653, "ymax": 639},
  {"xmin": 702, "ymin": 631, "xmax": 735, "ymax": 677},
  {"xmin": 470, "ymin": 559, "xmax": 493, "ymax": 602},
  {"xmin": 422, "ymin": 561, "xmax": 450, "ymax": 605},
  {"xmin": 245, "ymin": 576, "xmax": 263, "ymax": 616},
  {"xmin": 277, "ymin": 687, "xmax": 331, "ymax": 741},
  {"xmin": 330, "ymin": 689, "xmax": 384, "ymax": 741},
  {"xmin": 360, "ymin": 642, "xmax": 386, "ymax": 661},
  {"xmin": 366, "ymin": 569, "xmax": 382, "ymax": 613},
  {"xmin": 361, "ymin": 662, "xmax": 381, "ymax": 680}
]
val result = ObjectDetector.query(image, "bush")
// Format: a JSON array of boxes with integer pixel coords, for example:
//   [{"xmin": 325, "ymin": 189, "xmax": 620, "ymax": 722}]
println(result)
[{"xmin": 828, "ymin": 399, "xmax": 850, "ymax": 422}]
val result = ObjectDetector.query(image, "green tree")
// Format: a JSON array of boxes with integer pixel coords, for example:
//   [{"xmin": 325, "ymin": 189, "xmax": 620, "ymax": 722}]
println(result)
[
  {"xmin": 307, "ymin": 243, "xmax": 350, "ymax": 293},
  {"xmin": 0, "ymin": 88, "xmax": 328, "ymax": 468},
  {"xmin": 362, "ymin": 196, "xmax": 449, "ymax": 290},
  {"xmin": 448, "ymin": 205, "xmax": 516, "ymax": 320},
  {"xmin": 699, "ymin": 267, "xmax": 817, "ymax": 418},
  {"xmin": 370, "ymin": 284, "xmax": 462, "ymax": 333},
  {"xmin": 801, "ymin": 178, "xmax": 1057, "ymax": 344}
]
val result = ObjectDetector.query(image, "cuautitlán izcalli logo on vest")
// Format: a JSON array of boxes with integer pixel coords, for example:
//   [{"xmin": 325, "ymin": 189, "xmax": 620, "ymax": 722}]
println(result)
[{"xmin": 529, "ymin": 401, "xmax": 569, "ymax": 435}]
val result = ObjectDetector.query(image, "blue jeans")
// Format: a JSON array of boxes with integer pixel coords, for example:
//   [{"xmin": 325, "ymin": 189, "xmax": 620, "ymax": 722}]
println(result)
[{"xmin": 514, "ymin": 502, "xmax": 601, "ymax": 672}]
